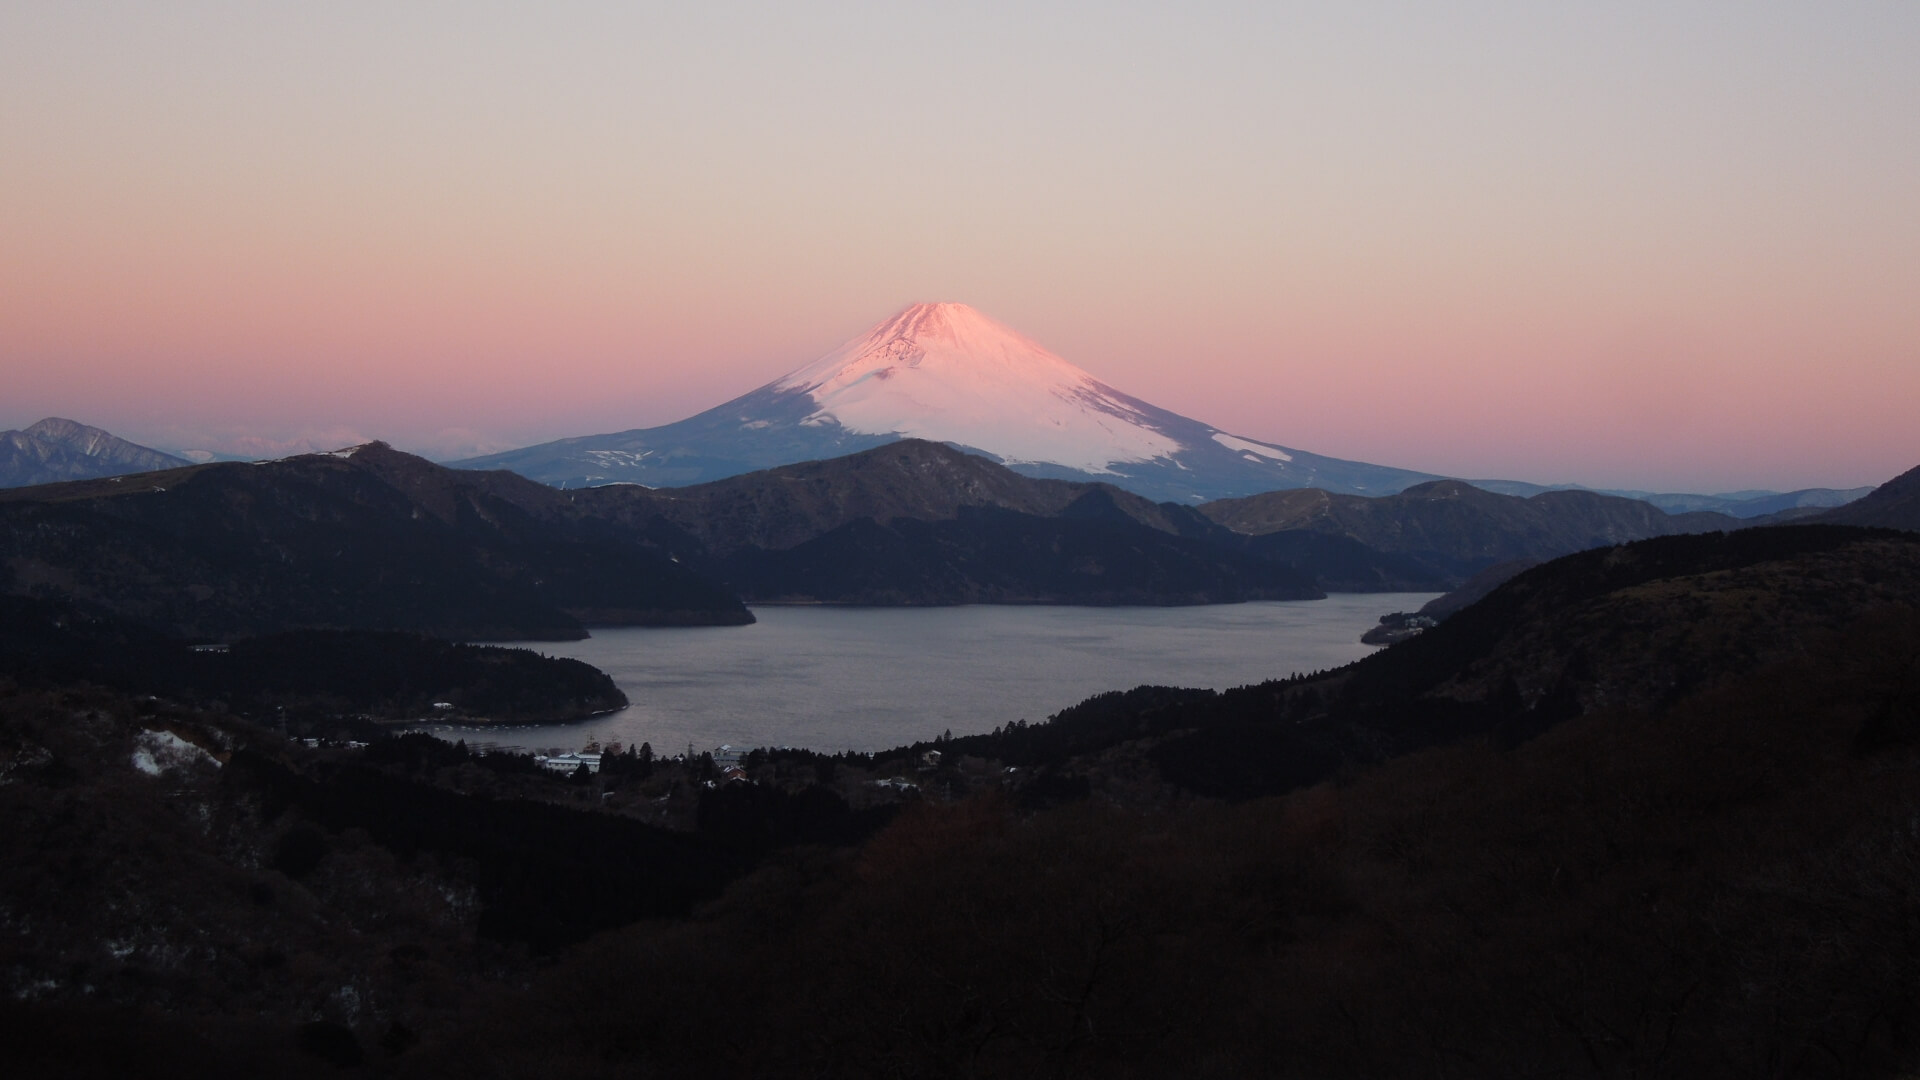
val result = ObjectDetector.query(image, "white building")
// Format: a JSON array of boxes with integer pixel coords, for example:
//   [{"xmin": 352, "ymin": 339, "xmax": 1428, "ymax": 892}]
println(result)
[{"xmin": 536, "ymin": 752, "xmax": 603, "ymax": 775}]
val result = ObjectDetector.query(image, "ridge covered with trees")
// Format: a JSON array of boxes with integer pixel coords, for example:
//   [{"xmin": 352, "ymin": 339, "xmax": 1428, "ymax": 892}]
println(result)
[
  {"xmin": 0, "ymin": 443, "xmax": 753, "ymax": 640},
  {"xmin": 0, "ymin": 595, "xmax": 626, "ymax": 728},
  {"xmin": 562, "ymin": 440, "xmax": 1754, "ymax": 600},
  {"xmin": 1, "ymin": 439, "xmax": 1787, "ymax": 633}
]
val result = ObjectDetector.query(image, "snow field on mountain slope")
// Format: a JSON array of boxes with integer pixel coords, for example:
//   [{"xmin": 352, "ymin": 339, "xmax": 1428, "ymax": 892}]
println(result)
[
  {"xmin": 1211, "ymin": 432, "xmax": 1293, "ymax": 462},
  {"xmin": 775, "ymin": 302, "xmax": 1182, "ymax": 472}
]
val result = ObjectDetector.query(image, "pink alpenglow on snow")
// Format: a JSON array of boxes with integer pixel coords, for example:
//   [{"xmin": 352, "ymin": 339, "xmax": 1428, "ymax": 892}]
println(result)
[
  {"xmin": 458, "ymin": 302, "xmax": 1445, "ymax": 502},
  {"xmin": 775, "ymin": 302, "xmax": 1179, "ymax": 474}
]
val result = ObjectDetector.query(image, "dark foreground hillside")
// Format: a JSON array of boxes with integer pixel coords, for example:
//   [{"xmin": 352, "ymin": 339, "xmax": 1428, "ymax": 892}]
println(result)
[
  {"xmin": 1816, "ymin": 460, "xmax": 1920, "ymax": 531},
  {"xmin": 3, "ymin": 524, "xmax": 1918, "ymax": 1077},
  {"xmin": 428, "ymin": 526, "xmax": 1920, "ymax": 1076},
  {"xmin": 0, "ymin": 684, "xmax": 899, "ymax": 1078},
  {"xmin": 422, "ymin": 610, "xmax": 1920, "ymax": 1077}
]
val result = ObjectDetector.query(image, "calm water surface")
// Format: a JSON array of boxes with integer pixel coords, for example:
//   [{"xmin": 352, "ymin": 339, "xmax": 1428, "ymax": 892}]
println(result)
[{"xmin": 440, "ymin": 594, "xmax": 1437, "ymax": 755}]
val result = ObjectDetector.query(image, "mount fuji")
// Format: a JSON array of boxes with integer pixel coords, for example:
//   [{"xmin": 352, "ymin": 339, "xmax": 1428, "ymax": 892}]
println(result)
[{"xmin": 458, "ymin": 302, "xmax": 1448, "ymax": 501}]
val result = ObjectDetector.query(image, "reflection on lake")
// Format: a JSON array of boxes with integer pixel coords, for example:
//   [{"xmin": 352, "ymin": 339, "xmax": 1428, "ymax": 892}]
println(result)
[{"xmin": 438, "ymin": 595, "xmax": 1438, "ymax": 755}]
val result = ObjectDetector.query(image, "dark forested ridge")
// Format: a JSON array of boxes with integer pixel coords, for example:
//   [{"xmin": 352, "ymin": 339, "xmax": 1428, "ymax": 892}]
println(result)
[
  {"xmin": 0, "ymin": 439, "xmax": 1407, "ymax": 621},
  {"xmin": 565, "ymin": 436, "xmax": 1188, "ymax": 553},
  {"xmin": 0, "ymin": 596, "xmax": 625, "ymax": 727},
  {"xmin": 1199, "ymin": 476, "xmax": 1738, "ymax": 579},
  {"xmin": 0, "ymin": 443, "xmax": 752, "ymax": 640},
  {"xmin": 714, "ymin": 499, "xmax": 1325, "ymax": 604},
  {"xmin": 0, "ymin": 437, "xmax": 1757, "ymax": 628},
  {"xmin": 1355, "ymin": 459, "xmax": 1914, "ymax": 641},
  {"xmin": 551, "ymin": 440, "xmax": 1729, "ymax": 598},
  {"xmin": 567, "ymin": 441, "xmax": 1346, "ymax": 601},
  {"xmin": 906, "ymin": 524, "xmax": 1920, "ymax": 800},
  {"xmin": 1813, "ymin": 460, "xmax": 1920, "ymax": 530}
]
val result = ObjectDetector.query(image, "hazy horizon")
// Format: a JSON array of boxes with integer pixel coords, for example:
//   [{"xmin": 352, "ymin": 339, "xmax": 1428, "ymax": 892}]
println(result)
[{"xmin": 5, "ymin": 3, "xmax": 1916, "ymax": 493}]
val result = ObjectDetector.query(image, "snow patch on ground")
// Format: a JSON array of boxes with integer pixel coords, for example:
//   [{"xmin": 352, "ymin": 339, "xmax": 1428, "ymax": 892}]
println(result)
[
  {"xmin": 585, "ymin": 449, "xmax": 654, "ymax": 467},
  {"xmin": 1212, "ymin": 433, "xmax": 1293, "ymax": 462},
  {"xmin": 131, "ymin": 730, "xmax": 217, "ymax": 776}
]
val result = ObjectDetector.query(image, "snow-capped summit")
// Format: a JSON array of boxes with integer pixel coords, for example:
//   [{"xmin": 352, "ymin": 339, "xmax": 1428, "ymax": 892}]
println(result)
[
  {"xmin": 1, "ymin": 418, "xmax": 190, "ymax": 488},
  {"xmin": 774, "ymin": 302, "xmax": 1177, "ymax": 473},
  {"xmin": 457, "ymin": 303, "xmax": 1449, "ymax": 500}
]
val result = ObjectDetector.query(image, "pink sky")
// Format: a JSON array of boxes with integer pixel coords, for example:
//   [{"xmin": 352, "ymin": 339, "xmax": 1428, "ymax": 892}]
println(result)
[{"xmin": 3, "ymin": 3, "xmax": 1916, "ymax": 493}]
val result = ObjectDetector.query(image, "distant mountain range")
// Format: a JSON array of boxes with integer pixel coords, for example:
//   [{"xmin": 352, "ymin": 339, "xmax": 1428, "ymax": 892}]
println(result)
[
  {"xmin": 0, "ymin": 444, "xmax": 751, "ymax": 640},
  {"xmin": 1467, "ymin": 480, "xmax": 1876, "ymax": 519},
  {"xmin": 7, "ymin": 437, "xmax": 1840, "ymax": 633},
  {"xmin": 1198, "ymin": 479, "xmax": 1737, "ymax": 579},
  {"xmin": 550, "ymin": 440, "xmax": 1784, "ymax": 598},
  {"xmin": 563, "ymin": 442, "xmax": 1330, "ymax": 604},
  {"xmin": 5, "ymin": 409, "xmax": 1909, "ymax": 628},
  {"xmin": 1616, "ymin": 486, "xmax": 1876, "ymax": 518},
  {"xmin": 0, "ymin": 417, "xmax": 188, "ymax": 487},
  {"xmin": 1368, "ymin": 462, "xmax": 1920, "ymax": 638},
  {"xmin": 1809, "ymin": 461, "xmax": 1920, "ymax": 531},
  {"xmin": 457, "ymin": 302, "xmax": 1453, "ymax": 501}
]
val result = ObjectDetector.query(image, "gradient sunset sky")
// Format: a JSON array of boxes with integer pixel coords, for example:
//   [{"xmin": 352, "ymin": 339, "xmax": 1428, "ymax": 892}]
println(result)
[{"xmin": 4, "ymin": 2, "xmax": 1916, "ymax": 493}]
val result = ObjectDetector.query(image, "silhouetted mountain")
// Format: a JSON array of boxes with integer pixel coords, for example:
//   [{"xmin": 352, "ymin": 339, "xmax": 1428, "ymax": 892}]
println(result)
[
  {"xmin": 0, "ymin": 417, "xmax": 189, "ymax": 487},
  {"xmin": 1628, "ymin": 484, "xmax": 1875, "ymax": 517},
  {"xmin": 561, "ymin": 441, "xmax": 1435, "ymax": 598},
  {"xmin": 1338, "ymin": 524, "xmax": 1919, "ymax": 717},
  {"xmin": 1199, "ymin": 477, "xmax": 1737, "ymax": 579},
  {"xmin": 568, "ymin": 438, "xmax": 1188, "ymax": 555},
  {"xmin": 0, "ymin": 595, "xmax": 625, "ymax": 725},
  {"xmin": 714, "ymin": 499, "xmax": 1323, "ymax": 605},
  {"xmin": 0, "ymin": 443, "xmax": 751, "ymax": 640},
  {"xmin": 1812, "ymin": 461, "xmax": 1920, "ymax": 531},
  {"xmin": 1233, "ymin": 529, "xmax": 1450, "ymax": 592},
  {"xmin": 1415, "ymin": 557, "xmax": 1540, "ymax": 619},
  {"xmin": 1384, "ymin": 461, "xmax": 1918, "ymax": 631},
  {"xmin": 558, "ymin": 439, "xmax": 1723, "ymax": 596}
]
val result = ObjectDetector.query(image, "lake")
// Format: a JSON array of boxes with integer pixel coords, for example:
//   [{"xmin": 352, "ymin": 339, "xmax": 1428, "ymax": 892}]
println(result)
[{"xmin": 436, "ymin": 594, "xmax": 1439, "ymax": 756}]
